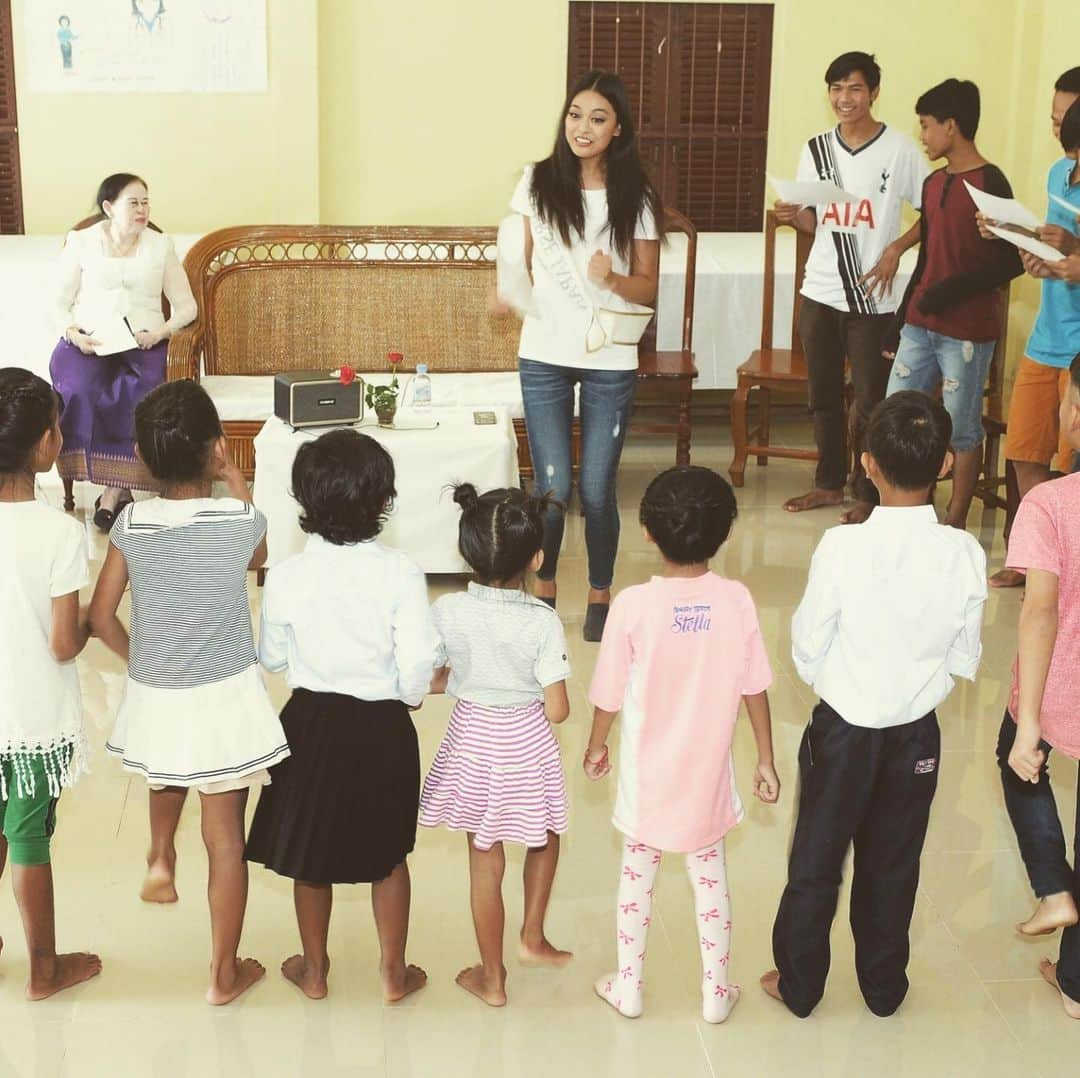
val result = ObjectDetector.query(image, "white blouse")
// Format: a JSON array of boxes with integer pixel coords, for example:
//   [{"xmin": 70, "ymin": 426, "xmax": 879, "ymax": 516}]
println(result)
[{"xmin": 54, "ymin": 222, "xmax": 197, "ymax": 340}]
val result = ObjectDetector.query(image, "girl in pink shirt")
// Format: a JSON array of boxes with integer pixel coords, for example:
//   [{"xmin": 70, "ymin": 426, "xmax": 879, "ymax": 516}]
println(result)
[{"xmin": 584, "ymin": 466, "xmax": 780, "ymax": 1023}]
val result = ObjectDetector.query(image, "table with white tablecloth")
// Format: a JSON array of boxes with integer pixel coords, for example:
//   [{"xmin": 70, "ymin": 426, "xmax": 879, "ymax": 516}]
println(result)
[{"xmin": 253, "ymin": 408, "xmax": 518, "ymax": 573}]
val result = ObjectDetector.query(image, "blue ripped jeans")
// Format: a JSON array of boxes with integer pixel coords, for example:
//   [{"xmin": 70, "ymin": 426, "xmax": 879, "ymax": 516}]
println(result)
[
  {"xmin": 519, "ymin": 358, "xmax": 637, "ymax": 590},
  {"xmin": 886, "ymin": 326, "xmax": 995, "ymax": 452}
]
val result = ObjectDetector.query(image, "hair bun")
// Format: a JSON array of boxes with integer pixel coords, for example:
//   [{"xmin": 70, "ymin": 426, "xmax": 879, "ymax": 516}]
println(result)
[{"xmin": 453, "ymin": 482, "xmax": 480, "ymax": 512}]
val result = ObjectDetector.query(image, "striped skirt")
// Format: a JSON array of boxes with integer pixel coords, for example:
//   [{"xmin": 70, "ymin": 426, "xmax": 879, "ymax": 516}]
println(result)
[{"xmin": 419, "ymin": 698, "xmax": 568, "ymax": 851}]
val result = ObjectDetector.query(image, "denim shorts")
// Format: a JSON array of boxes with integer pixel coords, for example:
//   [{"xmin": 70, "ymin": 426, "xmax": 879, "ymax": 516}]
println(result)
[{"xmin": 886, "ymin": 325, "xmax": 995, "ymax": 452}]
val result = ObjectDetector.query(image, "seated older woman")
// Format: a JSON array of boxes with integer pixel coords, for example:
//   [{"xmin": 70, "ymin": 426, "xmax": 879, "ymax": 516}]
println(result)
[{"xmin": 50, "ymin": 172, "xmax": 197, "ymax": 530}]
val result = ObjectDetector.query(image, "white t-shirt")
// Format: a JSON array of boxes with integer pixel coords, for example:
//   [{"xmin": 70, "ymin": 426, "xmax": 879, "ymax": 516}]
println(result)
[
  {"xmin": 510, "ymin": 164, "xmax": 658, "ymax": 371},
  {"xmin": 797, "ymin": 125, "xmax": 928, "ymax": 314},
  {"xmin": 0, "ymin": 501, "xmax": 88, "ymax": 760},
  {"xmin": 259, "ymin": 533, "xmax": 440, "ymax": 708}
]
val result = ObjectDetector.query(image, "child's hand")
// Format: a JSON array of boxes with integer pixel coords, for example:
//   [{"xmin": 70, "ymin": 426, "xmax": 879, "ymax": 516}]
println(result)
[
  {"xmin": 1008, "ymin": 737, "xmax": 1046, "ymax": 784},
  {"xmin": 583, "ymin": 745, "xmax": 611, "ymax": 780},
  {"xmin": 753, "ymin": 760, "xmax": 781, "ymax": 803}
]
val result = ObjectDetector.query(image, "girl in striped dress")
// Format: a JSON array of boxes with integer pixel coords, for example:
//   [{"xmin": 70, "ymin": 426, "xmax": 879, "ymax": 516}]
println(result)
[
  {"xmin": 419, "ymin": 483, "xmax": 571, "ymax": 1007},
  {"xmin": 90, "ymin": 380, "xmax": 288, "ymax": 1006}
]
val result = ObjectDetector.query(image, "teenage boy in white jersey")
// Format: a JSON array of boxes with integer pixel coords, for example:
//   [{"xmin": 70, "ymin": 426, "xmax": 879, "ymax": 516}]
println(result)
[{"xmin": 777, "ymin": 52, "xmax": 929, "ymax": 524}]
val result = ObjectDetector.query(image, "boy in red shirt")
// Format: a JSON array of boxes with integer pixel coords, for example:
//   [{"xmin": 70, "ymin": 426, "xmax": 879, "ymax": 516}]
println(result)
[
  {"xmin": 884, "ymin": 78, "xmax": 1023, "ymax": 529},
  {"xmin": 1000, "ymin": 350, "xmax": 1080, "ymax": 1020}
]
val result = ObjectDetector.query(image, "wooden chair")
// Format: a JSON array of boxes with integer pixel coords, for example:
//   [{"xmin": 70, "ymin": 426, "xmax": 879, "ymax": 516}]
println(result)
[
  {"xmin": 513, "ymin": 207, "xmax": 698, "ymax": 479},
  {"xmin": 60, "ymin": 215, "xmax": 168, "ymax": 512},
  {"xmin": 729, "ymin": 211, "xmax": 815, "ymax": 487},
  {"xmin": 970, "ymin": 283, "xmax": 1011, "ymax": 511}
]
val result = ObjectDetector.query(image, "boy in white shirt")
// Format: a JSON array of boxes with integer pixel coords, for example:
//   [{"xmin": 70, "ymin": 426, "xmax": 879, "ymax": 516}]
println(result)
[
  {"xmin": 761, "ymin": 391, "xmax": 987, "ymax": 1018},
  {"xmin": 777, "ymin": 52, "xmax": 929, "ymax": 525}
]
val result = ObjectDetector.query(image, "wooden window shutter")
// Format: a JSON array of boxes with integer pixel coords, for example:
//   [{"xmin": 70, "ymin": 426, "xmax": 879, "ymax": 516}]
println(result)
[
  {"xmin": 0, "ymin": 0, "xmax": 23, "ymax": 235},
  {"xmin": 568, "ymin": 2, "xmax": 773, "ymax": 232}
]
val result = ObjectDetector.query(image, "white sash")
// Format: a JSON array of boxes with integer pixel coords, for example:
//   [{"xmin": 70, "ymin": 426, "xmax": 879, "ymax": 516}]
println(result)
[{"xmin": 504, "ymin": 214, "xmax": 654, "ymax": 354}]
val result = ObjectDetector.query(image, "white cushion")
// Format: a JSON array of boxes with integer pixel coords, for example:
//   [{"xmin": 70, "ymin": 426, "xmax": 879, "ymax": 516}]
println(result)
[{"xmin": 202, "ymin": 371, "xmax": 580, "ymax": 423}]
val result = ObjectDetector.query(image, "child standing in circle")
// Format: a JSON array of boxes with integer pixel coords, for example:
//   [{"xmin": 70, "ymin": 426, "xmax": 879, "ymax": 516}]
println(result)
[
  {"xmin": 419, "ymin": 484, "xmax": 572, "ymax": 1007},
  {"xmin": 245, "ymin": 429, "xmax": 439, "ymax": 1003},
  {"xmin": 90, "ymin": 379, "xmax": 288, "ymax": 1006},
  {"xmin": 585, "ymin": 466, "xmax": 779, "ymax": 1023},
  {"xmin": 0, "ymin": 368, "xmax": 101, "ymax": 1000}
]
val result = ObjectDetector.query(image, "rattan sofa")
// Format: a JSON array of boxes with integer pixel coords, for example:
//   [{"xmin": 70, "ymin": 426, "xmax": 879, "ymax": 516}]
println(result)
[{"xmin": 166, "ymin": 218, "xmax": 697, "ymax": 480}]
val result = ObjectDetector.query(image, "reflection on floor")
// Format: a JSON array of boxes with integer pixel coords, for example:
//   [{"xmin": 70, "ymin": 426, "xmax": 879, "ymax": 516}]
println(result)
[{"xmin": 1, "ymin": 421, "xmax": 1074, "ymax": 1078}]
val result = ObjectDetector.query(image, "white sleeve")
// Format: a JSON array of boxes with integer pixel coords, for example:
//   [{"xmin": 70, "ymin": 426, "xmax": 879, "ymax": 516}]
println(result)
[
  {"xmin": 257, "ymin": 573, "xmax": 290, "ymax": 673},
  {"xmin": 510, "ymin": 165, "xmax": 534, "ymax": 217},
  {"xmin": 161, "ymin": 235, "xmax": 197, "ymax": 333},
  {"xmin": 392, "ymin": 561, "xmax": 440, "ymax": 707},
  {"xmin": 50, "ymin": 518, "xmax": 90, "ymax": 597},
  {"xmin": 795, "ymin": 141, "xmax": 816, "ymax": 183},
  {"xmin": 54, "ymin": 232, "xmax": 83, "ymax": 338},
  {"xmin": 906, "ymin": 142, "xmax": 931, "ymax": 210},
  {"xmin": 791, "ymin": 533, "xmax": 842, "ymax": 685},
  {"xmin": 534, "ymin": 612, "xmax": 571, "ymax": 688},
  {"xmin": 946, "ymin": 542, "xmax": 988, "ymax": 681},
  {"xmin": 635, "ymin": 202, "xmax": 659, "ymax": 240}
]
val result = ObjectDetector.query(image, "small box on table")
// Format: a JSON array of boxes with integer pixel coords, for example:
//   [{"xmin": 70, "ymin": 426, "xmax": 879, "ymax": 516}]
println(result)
[{"xmin": 273, "ymin": 372, "xmax": 364, "ymax": 429}]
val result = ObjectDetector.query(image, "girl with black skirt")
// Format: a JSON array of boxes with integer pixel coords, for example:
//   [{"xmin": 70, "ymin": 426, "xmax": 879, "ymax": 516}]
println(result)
[{"xmin": 245, "ymin": 429, "xmax": 441, "ymax": 1001}]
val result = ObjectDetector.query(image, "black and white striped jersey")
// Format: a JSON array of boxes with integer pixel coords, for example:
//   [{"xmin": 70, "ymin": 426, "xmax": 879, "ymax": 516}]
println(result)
[{"xmin": 796, "ymin": 124, "xmax": 928, "ymax": 315}]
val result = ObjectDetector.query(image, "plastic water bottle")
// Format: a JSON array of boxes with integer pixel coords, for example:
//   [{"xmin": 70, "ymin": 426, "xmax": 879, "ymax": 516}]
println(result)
[{"xmin": 413, "ymin": 363, "xmax": 432, "ymax": 410}]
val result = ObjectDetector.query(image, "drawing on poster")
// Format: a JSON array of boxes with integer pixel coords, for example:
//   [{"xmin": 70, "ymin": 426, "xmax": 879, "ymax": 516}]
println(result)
[{"xmin": 25, "ymin": 1, "xmax": 267, "ymax": 93}]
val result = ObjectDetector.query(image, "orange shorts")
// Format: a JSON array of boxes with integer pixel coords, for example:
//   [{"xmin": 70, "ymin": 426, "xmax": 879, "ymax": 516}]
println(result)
[{"xmin": 1004, "ymin": 355, "xmax": 1074, "ymax": 472}]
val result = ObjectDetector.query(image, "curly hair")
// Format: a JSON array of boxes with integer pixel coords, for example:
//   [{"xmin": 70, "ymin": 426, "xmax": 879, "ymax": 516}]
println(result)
[
  {"xmin": 292, "ymin": 428, "xmax": 396, "ymax": 545},
  {"xmin": 639, "ymin": 466, "xmax": 738, "ymax": 565},
  {"xmin": 452, "ymin": 483, "xmax": 559, "ymax": 583}
]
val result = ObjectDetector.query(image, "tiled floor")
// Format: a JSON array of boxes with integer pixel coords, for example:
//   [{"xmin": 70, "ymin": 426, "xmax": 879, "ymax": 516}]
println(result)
[{"xmin": 1, "ymin": 420, "xmax": 1076, "ymax": 1078}]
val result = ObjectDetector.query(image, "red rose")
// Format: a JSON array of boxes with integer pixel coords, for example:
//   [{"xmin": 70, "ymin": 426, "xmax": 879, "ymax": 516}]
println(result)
[
  {"xmin": 387, "ymin": 352, "xmax": 404, "ymax": 365},
  {"xmin": 338, "ymin": 364, "xmax": 356, "ymax": 385}
]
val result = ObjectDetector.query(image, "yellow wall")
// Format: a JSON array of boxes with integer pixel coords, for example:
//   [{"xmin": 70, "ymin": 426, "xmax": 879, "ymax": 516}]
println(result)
[
  {"xmin": 12, "ymin": 0, "xmax": 1080, "ymax": 370},
  {"xmin": 12, "ymin": 0, "xmax": 320, "ymax": 234}
]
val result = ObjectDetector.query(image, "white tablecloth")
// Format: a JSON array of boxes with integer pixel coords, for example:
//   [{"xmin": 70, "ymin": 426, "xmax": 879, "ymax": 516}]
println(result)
[
  {"xmin": 252, "ymin": 408, "xmax": 518, "ymax": 574},
  {"xmin": 655, "ymin": 232, "xmax": 917, "ymax": 389}
]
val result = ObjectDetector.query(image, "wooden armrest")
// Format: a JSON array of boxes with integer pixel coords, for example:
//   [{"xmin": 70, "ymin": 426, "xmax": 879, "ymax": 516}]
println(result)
[
  {"xmin": 638, "ymin": 350, "xmax": 697, "ymax": 379},
  {"xmin": 167, "ymin": 327, "xmax": 201, "ymax": 382}
]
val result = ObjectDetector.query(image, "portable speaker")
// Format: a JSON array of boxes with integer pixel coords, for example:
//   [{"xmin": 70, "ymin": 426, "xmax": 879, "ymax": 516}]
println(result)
[{"xmin": 274, "ymin": 372, "xmax": 364, "ymax": 429}]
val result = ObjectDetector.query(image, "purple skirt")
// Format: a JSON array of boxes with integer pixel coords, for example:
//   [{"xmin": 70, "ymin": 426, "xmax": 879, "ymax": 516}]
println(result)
[{"xmin": 49, "ymin": 338, "xmax": 167, "ymax": 490}]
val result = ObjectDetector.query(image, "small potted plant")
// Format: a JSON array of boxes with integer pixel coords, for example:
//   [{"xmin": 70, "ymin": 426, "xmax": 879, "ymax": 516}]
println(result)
[{"xmin": 365, "ymin": 352, "xmax": 404, "ymax": 427}]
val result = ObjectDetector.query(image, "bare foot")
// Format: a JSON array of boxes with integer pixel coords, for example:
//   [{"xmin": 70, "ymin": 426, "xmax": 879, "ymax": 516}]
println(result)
[
  {"xmin": 990, "ymin": 568, "xmax": 1025, "ymax": 589},
  {"xmin": 206, "ymin": 957, "xmax": 265, "ymax": 1006},
  {"xmin": 1039, "ymin": 958, "xmax": 1080, "ymax": 1018},
  {"xmin": 594, "ymin": 972, "xmax": 642, "ymax": 1018},
  {"xmin": 26, "ymin": 952, "xmax": 102, "ymax": 1001},
  {"xmin": 840, "ymin": 500, "xmax": 874, "ymax": 525},
  {"xmin": 759, "ymin": 969, "xmax": 784, "ymax": 1002},
  {"xmin": 702, "ymin": 982, "xmax": 741, "ymax": 1024},
  {"xmin": 518, "ymin": 936, "xmax": 573, "ymax": 968},
  {"xmin": 455, "ymin": 964, "xmax": 506, "ymax": 1007},
  {"xmin": 783, "ymin": 489, "xmax": 843, "ymax": 513},
  {"xmin": 383, "ymin": 962, "xmax": 427, "ymax": 1003},
  {"xmin": 281, "ymin": 953, "xmax": 329, "ymax": 1000},
  {"xmin": 1018, "ymin": 893, "xmax": 1080, "ymax": 937},
  {"xmin": 140, "ymin": 859, "xmax": 178, "ymax": 904}
]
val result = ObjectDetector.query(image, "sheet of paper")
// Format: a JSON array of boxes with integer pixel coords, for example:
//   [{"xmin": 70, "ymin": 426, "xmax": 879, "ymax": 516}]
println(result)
[
  {"xmin": 767, "ymin": 176, "xmax": 859, "ymax": 206},
  {"xmin": 1049, "ymin": 193, "xmax": 1080, "ymax": 220},
  {"xmin": 987, "ymin": 225, "xmax": 1065, "ymax": 263},
  {"xmin": 965, "ymin": 181, "xmax": 1042, "ymax": 231},
  {"xmin": 87, "ymin": 315, "xmax": 137, "ymax": 356},
  {"xmin": 496, "ymin": 214, "xmax": 538, "ymax": 317}
]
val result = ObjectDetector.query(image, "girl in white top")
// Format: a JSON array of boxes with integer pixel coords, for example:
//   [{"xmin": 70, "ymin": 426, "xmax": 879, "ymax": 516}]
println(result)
[
  {"xmin": 503, "ymin": 70, "xmax": 662, "ymax": 642},
  {"xmin": 0, "ymin": 368, "xmax": 101, "ymax": 1000},
  {"xmin": 91, "ymin": 379, "xmax": 286, "ymax": 1006},
  {"xmin": 50, "ymin": 173, "xmax": 197, "ymax": 530}
]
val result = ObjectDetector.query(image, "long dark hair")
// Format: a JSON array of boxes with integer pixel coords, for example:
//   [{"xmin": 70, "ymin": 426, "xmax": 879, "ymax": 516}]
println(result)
[{"xmin": 530, "ymin": 70, "xmax": 664, "ymax": 261}]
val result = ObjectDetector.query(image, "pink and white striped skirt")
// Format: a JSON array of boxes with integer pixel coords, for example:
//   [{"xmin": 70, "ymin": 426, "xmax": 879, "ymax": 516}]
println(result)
[{"xmin": 419, "ymin": 698, "xmax": 568, "ymax": 851}]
